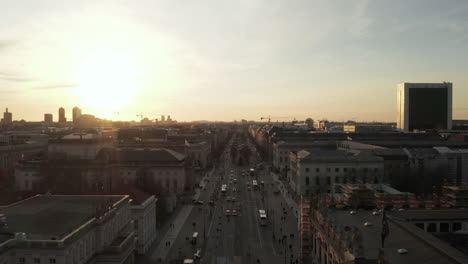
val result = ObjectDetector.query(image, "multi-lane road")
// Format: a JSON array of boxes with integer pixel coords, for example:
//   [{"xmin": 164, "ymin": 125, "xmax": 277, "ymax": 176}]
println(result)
[{"xmin": 165, "ymin": 135, "xmax": 300, "ymax": 264}]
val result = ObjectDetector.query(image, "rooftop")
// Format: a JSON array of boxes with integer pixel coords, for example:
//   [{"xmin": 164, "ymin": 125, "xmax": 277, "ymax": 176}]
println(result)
[
  {"xmin": 0, "ymin": 195, "xmax": 127, "ymax": 241},
  {"xmin": 328, "ymin": 209, "xmax": 468, "ymax": 263},
  {"xmin": 389, "ymin": 209, "xmax": 468, "ymax": 220}
]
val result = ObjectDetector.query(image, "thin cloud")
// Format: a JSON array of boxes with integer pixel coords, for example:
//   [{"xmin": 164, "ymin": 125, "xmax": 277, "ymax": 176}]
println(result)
[
  {"xmin": 33, "ymin": 83, "xmax": 79, "ymax": 90},
  {"xmin": 0, "ymin": 72, "xmax": 34, "ymax": 82}
]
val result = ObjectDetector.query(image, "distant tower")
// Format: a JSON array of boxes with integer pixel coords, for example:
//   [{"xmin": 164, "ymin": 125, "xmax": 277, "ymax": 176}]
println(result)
[
  {"xmin": 3, "ymin": 108, "xmax": 12, "ymax": 124},
  {"xmin": 167, "ymin": 115, "xmax": 171, "ymax": 121},
  {"xmin": 397, "ymin": 82, "xmax": 452, "ymax": 131},
  {"xmin": 44, "ymin": 113, "xmax": 53, "ymax": 123},
  {"xmin": 72, "ymin": 106, "xmax": 82, "ymax": 124},
  {"xmin": 58, "ymin": 107, "xmax": 66, "ymax": 123},
  {"xmin": 161, "ymin": 115, "xmax": 166, "ymax": 122}
]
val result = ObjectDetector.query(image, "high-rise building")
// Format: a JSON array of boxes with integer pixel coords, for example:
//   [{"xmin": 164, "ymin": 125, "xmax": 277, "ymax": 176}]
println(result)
[
  {"xmin": 397, "ymin": 82, "xmax": 452, "ymax": 131},
  {"xmin": 58, "ymin": 107, "xmax": 66, "ymax": 123},
  {"xmin": 2, "ymin": 108, "xmax": 12, "ymax": 124},
  {"xmin": 72, "ymin": 106, "xmax": 82, "ymax": 124},
  {"xmin": 44, "ymin": 113, "xmax": 53, "ymax": 123},
  {"xmin": 161, "ymin": 115, "xmax": 165, "ymax": 122}
]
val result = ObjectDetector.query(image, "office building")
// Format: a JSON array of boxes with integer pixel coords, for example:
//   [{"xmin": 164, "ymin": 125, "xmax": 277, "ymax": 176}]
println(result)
[
  {"xmin": 72, "ymin": 106, "xmax": 82, "ymax": 124},
  {"xmin": 397, "ymin": 82, "xmax": 452, "ymax": 131},
  {"xmin": 2, "ymin": 108, "xmax": 12, "ymax": 124},
  {"xmin": 44, "ymin": 113, "xmax": 53, "ymax": 123},
  {"xmin": 58, "ymin": 107, "xmax": 66, "ymax": 123}
]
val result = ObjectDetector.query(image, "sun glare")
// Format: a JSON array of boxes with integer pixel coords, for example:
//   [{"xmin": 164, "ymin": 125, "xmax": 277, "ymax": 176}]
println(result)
[{"xmin": 73, "ymin": 47, "xmax": 143, "ymax": 114}]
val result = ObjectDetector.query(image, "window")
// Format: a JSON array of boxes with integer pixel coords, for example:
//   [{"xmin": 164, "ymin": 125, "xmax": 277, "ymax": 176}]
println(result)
[
  {"xmin": 415, "ymin": 223, "xmax": 424, "ymax": 230},
  {"xmin": 363, "ymin": 168, "xmax": 368, "ymax": 172},
  {"xmin": 33, "ymin": 258, "xmax": 40, "ymax": 264},
  {"xmin": 316, "ymin": 168, "xmax": 320, "ymax": 172},
  {"xmin": 305, "ymin": 168, "xmax": 309, "ymax": 172},
  {"xmin": 335, "ymin": 168, "xmax": 339, "ymax": 172},
  {"xmin": 335, "ymin": 177, "xmax": 340, "ymax": 183},
  {"xmin": 351, "ymin": 168, "xmax": 356, "ymax": 172},
  {"xmin": 279, "ymin": 157, "xmax": 283, "ymax": 162},
  {"xmin": 19, "ymin": 258, "xmax": 25, "ymax": 263},
  {"xmin": 344, "ymin": 168, "xmax": 348, "ymax": 172},
  {"xmin": 374, "ymin": 168, "xmax": 378, "ymax": 172},
  {"xmin": 305, "ymin": 177, "xmax": 309, "ymax": 186},
  {"xmin": 326, "ymin": 168, "xmax": 330, "ymax": 172},
  {"xmin": 326, "ymin": 176, "xmax": 331, "ymax": 184},
  {"xmin": 315, "ymin": 177, "xmax": 320, "ymax": 185},
  {"xmin": 440, "ymin": 223, "xmax": 449, "ymax": 232},
  {"xmin": 49, "ymin": 259, "xmax": 56, "ymax": 264},
  {"xmin": 453, "ymin": 222, "xmax": 462, "ymax": 232},
  {"xmin": 427, "ymin": 223, "xmax": 437, "ymax": 232}
]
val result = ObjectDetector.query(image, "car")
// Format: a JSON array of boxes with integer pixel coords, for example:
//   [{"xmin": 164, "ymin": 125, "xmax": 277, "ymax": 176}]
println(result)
[
  {"xmin": 273, "ymin": 189, "xmax": 280, "ymax": 194},
  {"xmin": 349, "ymin": 210, "xmax": 357, "ymax": 215},
  {"xmin": 225, "ymin": 210, "xmax": 231, "ymax": 216},
  {"xmin": 233, "ymin": 179, "xmax": 237, "ymax": 183},
  {"xmin": 231, "ymin": 197, "xmax": 236, "ymax": 202},
  {"xmin": 195, "ymin": 200, "xmax": 204, "ymax": 205},
  {"xmin": 363, "ymin": 222, "xmax": 373, "ymax": 227},
  {"xmin": 209, "ymin": 200, "xmax": 215, "ymax": 206},
  {"xmin": 233, "ymin": 188, "xmax": 237, "ymax": 192},
  {"xmin": 247, "ymin": 186, "xmax": 251, "ymax": 190},
  {"xmin": 226, "ymin": 197, "xmax": 231, "ymax": 201},
  {"xmin": 397, "ymin": 248, "xmax": 408, "ymax": 255},
  {"xmin": 230, "ymin": 170, "xmax": 234, "ymax": 173},
  {"xmin": 232, "ymin": 210, "xmax": 238, "ymax": 216}
]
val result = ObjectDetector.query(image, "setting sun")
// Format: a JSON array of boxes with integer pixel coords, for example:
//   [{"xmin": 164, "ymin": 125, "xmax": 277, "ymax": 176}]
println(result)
[{"xmin": 72, "ymin": 44, "xmax": 144, "ymax": 115}]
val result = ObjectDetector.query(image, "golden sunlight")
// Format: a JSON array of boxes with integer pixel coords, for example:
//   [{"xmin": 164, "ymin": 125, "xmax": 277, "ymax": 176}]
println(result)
[{"xmin": 73, "ymin": 46, "xmax": 143, "ymax": 112}]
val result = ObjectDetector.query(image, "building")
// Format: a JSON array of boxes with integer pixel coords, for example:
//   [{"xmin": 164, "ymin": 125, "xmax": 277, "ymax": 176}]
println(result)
[
  {"xmin": 343, "ymin": 124, "xmax": 394, "ymax": 133},
  {"xmin": 0, "ymin": 134, "xmax": 47, "ymax": 183},
  {"xmin": 72, "ymin": 107, "xmax": 82, "ymax": 124},
  {"xmin": 44, "ymin": 114, "xmax": 53, "ymax": 123},
  {"xmin": 2, "ymin": 108, "xmax": 12, "ymax": 125},
  {"xmin": 48, "ymin": 133, "xmax": 113, "ymax": 160},
  {"xmin": 0, "ymin": 195, "xmax": 135, "ymax": 264},
  {"xmin": 300, "ymin": 198, "xmax": 468, "ymax": 264},
  {"xmin": 58, "ymin": 107, "xmax": 66, "ymax": 123},
  {"xmin": 289, "ymin": 150, "xmax": 384, "ymax": 196},
  {"xmin": 443, "ymin": 186, "xmax": 468, "ymax": 208},
  {"xmin": 397, "ymin": 82, "xmax": 452, "ymax": 131}
]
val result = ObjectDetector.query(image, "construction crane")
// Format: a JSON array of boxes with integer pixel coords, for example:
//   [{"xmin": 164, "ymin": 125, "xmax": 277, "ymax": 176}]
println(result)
[{"xmin": 260, "ymin": 116, "xmax": 294, "ymax": 124}]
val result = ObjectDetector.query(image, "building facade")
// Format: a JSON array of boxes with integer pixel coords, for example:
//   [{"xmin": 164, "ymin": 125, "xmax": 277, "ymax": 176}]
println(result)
[
  {"xmin": 0, "ymin": 195, "xmax": 135, "ymax": 264},
  {"xmin": 397, "ymin": 82, "xmax": 453, "ymax": 131},
  {"xmin": 289, "ymin": 150, "xmax": 384, "ymax": 196}
]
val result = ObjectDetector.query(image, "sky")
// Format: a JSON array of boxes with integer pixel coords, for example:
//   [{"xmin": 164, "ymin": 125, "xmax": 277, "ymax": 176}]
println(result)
[{"xmin": 1, "ymin": 0, "xmax": 468, "ymax": 122}]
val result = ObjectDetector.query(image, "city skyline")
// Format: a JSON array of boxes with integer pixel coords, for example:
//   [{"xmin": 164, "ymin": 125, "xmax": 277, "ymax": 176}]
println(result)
[{"xmin": 2, "ymin": 0, "xmax": 468, "ymax": 121}]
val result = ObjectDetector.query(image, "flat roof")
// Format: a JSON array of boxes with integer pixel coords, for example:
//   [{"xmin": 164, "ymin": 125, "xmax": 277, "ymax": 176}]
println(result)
[
  {"xmin": 389, "ymin": 209, "xmax": 468, "ymax": 220},
  {"xmin": 0, "ymin": 195, "xmax": 127, "ymax": 241},
  {"xmin": 329, "ymin": 210, "xmax": 467, "ymax": 263}
]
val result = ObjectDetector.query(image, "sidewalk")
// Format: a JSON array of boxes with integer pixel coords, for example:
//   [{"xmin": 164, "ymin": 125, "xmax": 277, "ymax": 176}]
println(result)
[
  {"xmin": 148, "ymin": 167, "xmax": 216, "ymax": 263},
  {"xmin": 271, "ymin": 172, "xmax": 298, "ymax": 218},
  {"xmin": 149, "ymin": 205, "xmax": 193, "ymax": 262}
]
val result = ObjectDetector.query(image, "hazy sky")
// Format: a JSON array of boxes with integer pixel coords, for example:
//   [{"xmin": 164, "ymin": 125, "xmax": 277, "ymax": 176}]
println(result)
[{"xmin": 1, "ymin": 0, "xmax": 468, "ymax": 122}]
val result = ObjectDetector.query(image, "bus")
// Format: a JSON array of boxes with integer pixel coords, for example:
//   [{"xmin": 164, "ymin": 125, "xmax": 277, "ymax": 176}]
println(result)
[
  {"xmin": 259, "ymin": 209, "xmax": 267, "ymax": 226},
  {"xmin": 252, "ymin": 180, "xmax": 258, "ymax": 190},
  {"xmin": 221, "ymin": 184, "xmax": 227, "ymax": 194}
]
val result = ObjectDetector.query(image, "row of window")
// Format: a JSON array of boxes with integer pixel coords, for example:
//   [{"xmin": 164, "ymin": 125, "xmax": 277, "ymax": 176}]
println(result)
[
  {"xmin": 305, "ymin": 175, "xmax": 379, "ymax": 185},
  {"xmin": 305, "ymin": 167, "xmax": 379, "ymax": 173},
  {"xmin": 19, "ymin": 257, "xmax": 56, "ymax": 264}
]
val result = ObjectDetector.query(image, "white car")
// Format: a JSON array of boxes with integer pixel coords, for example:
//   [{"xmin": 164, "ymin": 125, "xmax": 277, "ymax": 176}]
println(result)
[
  {"xmin": 364, "ymin": 222, "xmax": 373, "ymax": 227},
  {"xmin": 225, "ymin": 210, "xmax": 231, "ymax": 216},
  {"xmin": 349, "ymin": 210, "xmax": 357, "ymax": 215},
  {"xmin": 397, "ymin": 248, "xmax": 408, "ymax": 254},
  {"xmin": 372, "ymin": 211, "xmax": 380, "ymax": 216},
  {"xmin": 232, "ymin": 210, "xmax": 238, "ymax": 216}
]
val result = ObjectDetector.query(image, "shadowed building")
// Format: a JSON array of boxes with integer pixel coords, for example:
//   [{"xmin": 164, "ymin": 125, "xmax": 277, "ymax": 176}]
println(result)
[{"xmin": 397, "ymin": 82, "xmax": 452, "ymax": 132}]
